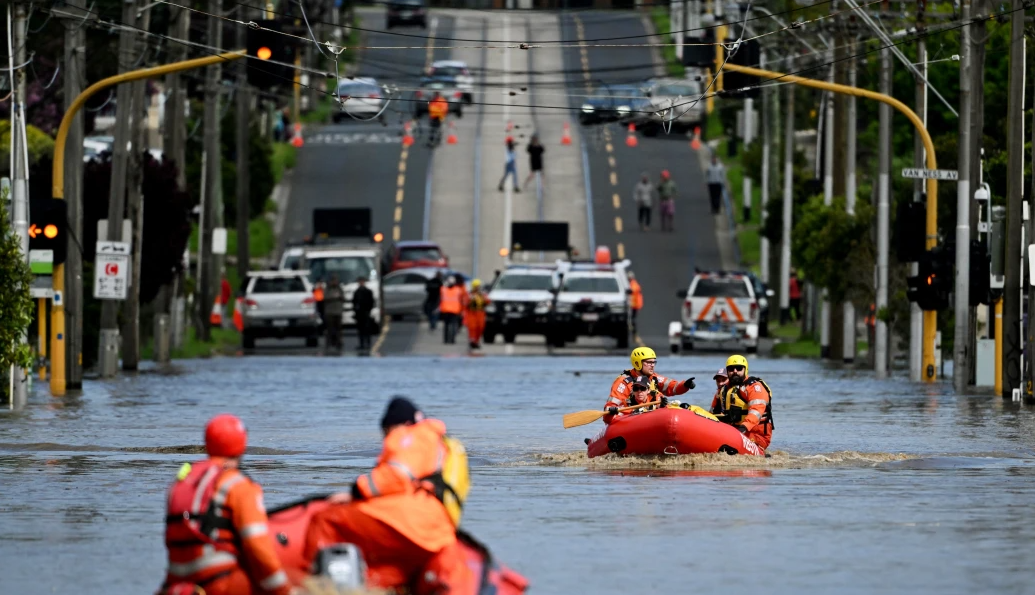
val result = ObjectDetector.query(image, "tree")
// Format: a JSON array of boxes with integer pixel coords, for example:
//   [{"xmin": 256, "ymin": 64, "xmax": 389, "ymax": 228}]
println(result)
[
  {"xmin": 0, "ymin": 187, "xmax": 36, "ymax": 397},
  {"xmin": 791, "ymin": 195, "xmax": 874, "ymax": 305}
]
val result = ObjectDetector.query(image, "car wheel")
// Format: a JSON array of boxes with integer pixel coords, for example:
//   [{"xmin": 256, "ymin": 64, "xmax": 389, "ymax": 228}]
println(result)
[
  {"xmin": 503, "ymin": 333, "xmax": 516, "ymax": 344},
  {"xmin": 305, "ymin": 335, "xmax": 318, "ymax": 348},
  {"xmin": 682, "ymin": 341, "xmax": 694, "ymax": 351},
  {"xmin": 641, "ymin": 124, "xmax": 659, "ymax": 137},
  {"xmin": 671, "ymin": 344, "xmax": 680, "ymax": 354},
  {"xmin": 456, "ymin": 108, "xmax": 463, "ymax": 119},
  {"xmin": 242, "ymin": 333, "xmax": 255, "ymax": 350},
  {"xmin": 391, "ymin": 314, "xmax": 404, "ymax": 321},
  {"xmin": 484, "ymin": 331, "xmax": 496, "ymax": 344},
  {"xmin": 616, "ymin": 333, "xmax": 629, "ymax": 349},
  {"xmin": 746, "ymin": 345, "xmax": 758, "ymax": 354},
  {"xmin": 550, "ymin": 334, "xmax": 566, "ymax": 348}
]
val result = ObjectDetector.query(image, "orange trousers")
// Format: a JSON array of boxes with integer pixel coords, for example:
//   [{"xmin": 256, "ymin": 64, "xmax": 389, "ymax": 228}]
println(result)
[
  {"xmin": 304, "ymin": 503, "xmax": 471, "ymax": 593},
  {"xmin": 464, "ymin": 310, "xmax": 486, "ymax": 344},
  {"xmin": 162, "ymin": 568, "xmax": 263, "ymax": 595}
]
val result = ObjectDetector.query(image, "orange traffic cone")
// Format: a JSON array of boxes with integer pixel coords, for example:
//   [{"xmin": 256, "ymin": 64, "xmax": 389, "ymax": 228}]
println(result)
[
  {"xmin": 209, "ymin": 297, "xmax": 223, "ymax": 327},
  {"xmin": 690, "ymin": 125, "xmax": 702, "ymax": 151},
  {"xmin": 625, "ymin": 123, "xmax": 638, "ymax": 147},
  {"xmin": 232, "ymin": 297, "xmax": 244, "ymax": 332},
  {"xmin": 402, "ymin": 121, "xmax": 414, "ymax": 147},
  {"xmin": 290, "ymin": 122, "xmax": 304, "ymax": 148},
  {"xmin": 446, "ymin": 120, "xmax": 458, "ymax": 145},
  {"xmin": 561, "ymin": 122, "xmax": 572, "ymax": 146}
]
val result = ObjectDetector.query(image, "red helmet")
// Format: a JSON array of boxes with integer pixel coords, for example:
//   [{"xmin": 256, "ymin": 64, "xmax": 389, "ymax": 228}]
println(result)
[
  {"xmin": 661, "ymin": 170, "xmax": 671, "ymax": 179},
  {"xmin": 205, "ymin": 414, "xmax": 247, "ymax": 458}
]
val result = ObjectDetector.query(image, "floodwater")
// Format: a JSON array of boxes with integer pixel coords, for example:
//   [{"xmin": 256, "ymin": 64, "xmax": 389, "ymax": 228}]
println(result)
[{"xmin": 2, "ymin": 355, "xmax": 1035, "ymax": 595}]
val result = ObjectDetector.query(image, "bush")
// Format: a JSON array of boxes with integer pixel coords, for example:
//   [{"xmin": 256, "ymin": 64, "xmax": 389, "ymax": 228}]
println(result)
[{"xmin": 0, "ymin": 186, "xmax": 35, "ymax": 390}]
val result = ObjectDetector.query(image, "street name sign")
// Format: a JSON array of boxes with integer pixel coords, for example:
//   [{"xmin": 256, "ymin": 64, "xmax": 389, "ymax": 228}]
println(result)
[
  {"xmin": 94, "ymin": 241, "xmax": 130, "ymax": 300},
  {"xmin": 29, "ymin": 249, "xmax": 54, "ymax": 275},
  {"xmin": 901, "ymin": 168, "xmax": 959, "ymax": 181}
]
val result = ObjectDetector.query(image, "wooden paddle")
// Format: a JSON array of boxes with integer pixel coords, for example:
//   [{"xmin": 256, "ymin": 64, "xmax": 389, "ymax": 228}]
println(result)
[{"xmin": 563, "ymin": 400, "xmax": 662, "ymax": 429}]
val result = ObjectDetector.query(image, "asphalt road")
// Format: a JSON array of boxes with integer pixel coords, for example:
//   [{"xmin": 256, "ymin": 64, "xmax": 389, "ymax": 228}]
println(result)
[{"xmin": 561, "ymin": 11, "xmax": 734, "ymax": 352}]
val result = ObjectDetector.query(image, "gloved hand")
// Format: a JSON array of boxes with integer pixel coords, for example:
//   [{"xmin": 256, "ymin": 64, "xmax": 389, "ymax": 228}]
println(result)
[
  {"xmin": 659, "ymin": 396, "xmax": 669, "ymax": 407},
  {"xmin": 608, "ymin": 407, "xmax": 619, "ymax": 415},
  {"xmin": 734, "ymin": 425, "xmax": 747, "ymax": 434},
  {"xmin": 683, "ymin": 377, "xmax": 696, "ymax": 390},
  {"xmin": 679, "ymin": 402, "xmax": 691, "ymax": 410}
]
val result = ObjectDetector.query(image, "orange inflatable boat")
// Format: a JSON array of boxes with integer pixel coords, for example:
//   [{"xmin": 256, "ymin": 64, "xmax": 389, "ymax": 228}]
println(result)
[
  {"xmin": 585, "ymin": 407, "xmax": 764, "ymax": 457},
  {"xmin": 267, "ymin": 495, "xmax": 529, "ymax": 594}
]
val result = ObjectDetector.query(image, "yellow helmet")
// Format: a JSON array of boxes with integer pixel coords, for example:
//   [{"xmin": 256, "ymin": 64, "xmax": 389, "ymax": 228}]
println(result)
[
  {"xmin": 725, "ymin": 354, "xmax": 748, "ymax": 376},
  {"xmin": 630, "ymin": 346, "xmax": 657, "ymax": 371},
  {"xmin": 471, "ymin": 279, "xmax": 482, "ymax": 289}
]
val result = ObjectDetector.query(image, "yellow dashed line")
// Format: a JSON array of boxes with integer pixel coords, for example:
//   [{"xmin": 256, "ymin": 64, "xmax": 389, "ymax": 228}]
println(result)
[
  {"xmin": 393, "ymin": 225, "xmax": 401, "ymax": 241},
  {"xmin": 612, "ymin": 193, "xmax": 620, "ymax": 209},
  {"xmin": 605, "ymin": 143, "xmax": 613, "ymax": 153},
  {"xmin": 394, "ymin": 206, "xmax": 402, "ymax": 222},
  {"xmin": 610, "ymin": 172, "xmax": 617, "ymax": 186},
  {"xmin": 608, "ymin": 156, "xmax": 616, "ymax": 168},
  {"xmin": 615, "ymin": 217, "xmax": 623, "ymax": 233},
  {"xmin": 397, "ymin": 174, "xmax": 405, "ymax": 187},
  {"xmin": 396, "ymin": 189, "xmax": 404, "ymax": 203},
  {"xmin": 617, "ymin": 243, "xmax": 625, "ymax": 259},
  {"xmin": 399, "ymin": 160, "xmax": 406, "ymax": 173}
]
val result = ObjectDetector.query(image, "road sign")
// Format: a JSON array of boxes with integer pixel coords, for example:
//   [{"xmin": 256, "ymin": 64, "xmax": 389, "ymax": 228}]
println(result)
[
  {"xmin": 212, "ymin": 227, "xmax": 227, "ymax": 255},
  {"xmin": 29, "ymin": 249, "xmax": 54, "ymax": 275},
  {"xmin": 30, "ymin": 275, "xmax": 54, "ymax": 298},
  {"xmin": 94, "ymin": 241, "xmax": 130, "ymax": 300},
  {"xmin": 901, "ymin": 168, "xmax": 959, "ymax": 180}
]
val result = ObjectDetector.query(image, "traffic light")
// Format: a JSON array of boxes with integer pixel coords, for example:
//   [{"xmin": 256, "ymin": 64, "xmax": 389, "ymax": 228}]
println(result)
[
  {"xmin": 28, "ymin": 197, "xmax": 68, "ymax": 266},
  {"xmin": 895, "ymin": 199, "xmax": 927, "ymax": 262},
  {"xmin": 246, "ymin": 20, "xmax": 296, "ymax": 90},
  {"xmin": 906, "ymin": 247, "xmax": 952, "ymax": 311},
  {"xmin": 720, "ymin": 38, "xmax": 761, "ymax": 99}
]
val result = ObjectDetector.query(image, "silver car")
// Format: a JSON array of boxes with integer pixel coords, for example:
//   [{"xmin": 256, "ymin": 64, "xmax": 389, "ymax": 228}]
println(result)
[
  {"xmin": 383, "ymin": 267, "xmax": 468, "ymax": 319},
  {"xmin": 333, "ymin": 78, "xmax": 386, "ymax": 122},
  {"xmin": 241, "ymin": 271, "xmax": 321, "ymax": 349},
  {"xmin": 643, "ymin": 78, "xmax": 705, "ymax": 135}
]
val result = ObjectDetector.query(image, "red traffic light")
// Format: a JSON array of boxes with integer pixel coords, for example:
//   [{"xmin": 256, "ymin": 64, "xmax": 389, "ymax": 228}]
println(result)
[
  {"xmin": 257, "ymin": 46, "xmax": 272, "ymax": 60},
  {"xmin": 44, "ymin": 224, "xmax": 58, "ymax": 239},
  {"xmin": 926, "ymin": 274, "xmax": 935, "ymax": 286}
]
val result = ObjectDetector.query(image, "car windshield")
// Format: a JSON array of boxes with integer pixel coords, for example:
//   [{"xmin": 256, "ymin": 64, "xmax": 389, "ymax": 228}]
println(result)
[
  {"xmin": 495, "ymin": 274, "xmax": 554, "ymax": 291},
  {"xmin": 251, "ymin": 277, "xmax": 306, "ymax": 293},
  {"xmin": 563, "ymin": 276, "xmax": 620, "ymax": 293},
  {"xmin": 692, "ymin": 278, "xmax": 751, "ymax": 298},
  {"xmin": 280, "ymin": 253, "xmax": 302, "ymax": 270},
  {"xmin": 656, "ymin": 83, "xmax": 698, "ymax": 97},
  {"xmin": 391, "ymin": 0, "xmax": 423, "ymax": 6},
  {"xmin": 338, "ymin": 83, "xmax": 381, "ymax": 98},
  {"xmin": 307, "ymin": 256, "xmax": 377, "ymax": 285},
  {"xmin": 399, "ymin": 247, "xmax": 442, "ymax": 262},
  {"xmin": 432, "ymin": 66, "xmax": 466, "ymax": 77}
]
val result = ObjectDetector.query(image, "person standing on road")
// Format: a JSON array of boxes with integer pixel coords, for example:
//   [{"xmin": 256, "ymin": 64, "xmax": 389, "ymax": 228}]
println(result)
[
  {"xmin": 657, "ymin": 170, "xmax": 677, "ymax": 232},
  {"xmin": 788, "ymin": 270, "xmax": 802, "ymax": 322},
  {"xmin": 706, "ymin": 155, "xmax": 728, "ymax": 215},
  {"xmin": 353, "ymin": 276, "xmax": 376, "ymax": 354},
  {"xmin": 633, "ymin": 173, "xmax": 653, "ymax": 231},
  {"xmin": 498, "ymin": 138, "xmax": 521, "ymax": 193},
  {"xmin": 424, "ymin": 271, "xmax": 444, "ymax": 331},
  {"xmin": 463, "ymin": 279, "xmax": 490, "ymax": 351},
  {"xmin": 323, "ymin": 274, "xmax": 346, "ymax": 353},
  {"xmin": 427, "ymin": 92, "xmax": 449, "ymax": 147},
  {"xmin": 628, "ymin": 271, "xmax": 643, "ymax": 333},
  {"xmin": 523, "ymin": 134, "xmax": 545, "ymax": 190},
  {"xmin": 438, "ymin": 277, "xmax": 463, "ymax": 344}
]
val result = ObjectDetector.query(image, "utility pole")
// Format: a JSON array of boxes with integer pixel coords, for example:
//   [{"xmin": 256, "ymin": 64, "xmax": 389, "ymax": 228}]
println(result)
[
  {"xmin": 908, "ymin": 0, "xmax": 927, "ymax": 382},
  {"xmin": 955, "ymin": 0, "xmax": 972, "ymax": 393},
  {"xmin": 236, "ymin": 5, "xmax": 251, "ymax": 281},
  {"xmin": 875, "ymin": 32, "xmax": 892, "ymax": 378},
  {"xmin": 63, "ymin": 0, "xmax": 86, "ymax": 390},
  {"xmin": 1003, "ymin": 0, "xmax": 1024, "ymax": 398},
  {"xmin": 742, "ymin": 96, "xmax": 754, "ymax": 223},
  {"xmin": 122, "ymin": 1, "xmax": 150, "ymax": 371},
  {"xmin": 968, "ymin": 0, "xmax": 988, "ymax": 385},
  {"xmin": 9, "ymin": 2, "xmax": 29, "ymax": 404},
  {"xmin": 98, "ymin": 0, "xmax": 138, "ymax": 376},
  {"xmin": 843, "ymin": 40, "xmax": 857, "ymax": 364},
  {"xmin": 198, "ymin": 0, "xmax": 223, "ymax": 342},
  {"xmin": 829, "ymin": 32, "xmax": 848, "ymax": 363},
  {"xmin": 779, "ymin": 56, "xmax": 795, "ymax": 325},
  {"xmin": 760, "ymin": 49, "xmax": 771, "ymax": 284},
  {"xmin": 163, "ymin": 3, "xmax": 190, "ymax": 190}
]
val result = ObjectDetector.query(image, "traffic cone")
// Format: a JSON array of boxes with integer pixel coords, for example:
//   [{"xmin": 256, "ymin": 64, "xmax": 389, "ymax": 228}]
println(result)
[
  {"xmin": 690, "ymin": 125, "xmax": 702, "ymax": 151},
  {"xmin": 561, "ymin": 122, "xmax": 572, "ymax": 146},
  {"xmin": 446, "ymin": 120, "xmax": 458, "ymax": 145},
  {"xmin": 290, "ymin": 122, "xmax": 304, "ymax": 148},
  {"xmin": 209, "ymin": 297, "xmax": 223, "ymax": 327},
  {"xmin": 232, "ymin": 297, "xmax": 244, "ymax": 332},
  {"xmin": 625, "ymin": 123, "xmax": 638, "ymax": 147},
  {"xmin": 402, "ymin": 121, "xmax": 414, "ymax": 147}
]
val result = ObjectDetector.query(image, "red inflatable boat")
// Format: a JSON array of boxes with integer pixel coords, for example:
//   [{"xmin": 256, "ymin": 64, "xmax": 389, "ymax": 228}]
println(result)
[
  {"xmin": 585, "ymin": 407, "xmax": 764, "ymax": 457},
  {"xmin": 267, "ymin": 495, "xmax": 529, "ymax": 594}
]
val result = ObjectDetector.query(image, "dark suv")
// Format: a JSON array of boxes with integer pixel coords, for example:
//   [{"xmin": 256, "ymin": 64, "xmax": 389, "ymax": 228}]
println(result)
[{"xmin": 386, "ymin": 0, "xmax": 427, "ymax": 29}]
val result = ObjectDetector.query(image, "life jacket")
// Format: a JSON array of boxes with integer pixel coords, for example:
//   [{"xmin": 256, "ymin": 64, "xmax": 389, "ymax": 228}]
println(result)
[
  {"xmin": 313, "ymin": 285, "xmax": 325, "ymax": 302},
  {"xmin": 428, "ymin": 98, "xmax": 449, "ymax": 121},
  {"xmin": 629, "ymin": 280, "xmax": 643, "ymax": 310},
  {"xmin": 420, "ymin": 435, "xmax": 470, "ymax": 528},
  {"xmin": 620, "ymin": 371, "xmax": 661, "ymax": 409},
  {"xmin": 465, "ymin": 292, "xmax": 488, "ymax": 312},
  {"xmin": 719, "ymin": 377, "xmax": 775, "ymax": 431},
  {"xmin": 440, "ymin": 286, "xmax": 463, "ymax": 314}
]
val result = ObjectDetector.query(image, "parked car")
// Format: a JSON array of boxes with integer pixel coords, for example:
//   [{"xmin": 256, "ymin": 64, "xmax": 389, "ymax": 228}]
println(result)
[
  {"xmin": 640, "ymin": 78, "xmax": 705, "ymax": 135},
  {"xmin": 427, "ymin": 60, "xmax": 474, "ymax": 103},
  {"xmin": 551, "ymin": 260, "xmax": 631, "ymax": 349},
  {"xmin": 240, "ymin": 271, "xmax": 321, "ymax": 350},
  {"xmin": 333, "ymin": 78, "xmax": 386, "ymax": 122},
  {"xmin": 383, "ymin": 266, "xmax": 468, "ymax": 320},
  {"xmin": 743, "ymin": 271, "xmax": 774, "ymax": 338},
  {"xmin": 483, "ymin": 264, "xmax": 559, "ymax": 345},
  {"xmin": 674, "ymin": 270, "xmax": 759, "ymax": 353},
  {"xmin": 385, "ymin": 240, "xmax": 449, "ymax": 272},
  {"xmin": 413, "ymin": 78, "xmax": 464, "ymax": 118},
  {"xmin": 83, "ymin": 135, "xmax": 164, "ymax": 163},
  {"xmin": 579, "ymin": 83, "xmax": 651, "ymax": 126},
  {"xmin": 385, "ymin": 0, "xmax": 427, "ymax": 29}
]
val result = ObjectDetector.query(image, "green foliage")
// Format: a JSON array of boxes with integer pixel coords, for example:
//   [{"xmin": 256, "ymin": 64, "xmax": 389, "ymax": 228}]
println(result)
[
  {"xmin": 649, "ymin": 8, "xmax": 686, "ymax": 77},
  {"xmin": 791, "ymin": 195, "xmax": 875, "ymax": 304},
  {"xmin": 0, "ymin": 121, "xmax": 55, "ymax": 175},
  {"xmin": 0, "ymin": 188, "xmax": 36, "ymax": 381}
]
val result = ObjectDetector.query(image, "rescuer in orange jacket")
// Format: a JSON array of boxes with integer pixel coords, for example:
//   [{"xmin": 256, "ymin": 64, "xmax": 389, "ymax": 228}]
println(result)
[
  {"xmin": 428, "ymin": 92, "xmax": 449, "ymax": 123},
  {"xmin": 463, "ymin": 278, "xmax": 490, "ymax": 350},
  {"xmin": 439, "ymin": 276, "xmax": 464, "ymax": 344},
  {"xmin": 303, "ymin": 398, "xmax": 471, "ymax": 594},
  {"xmin": 628, "ymin": 272, "xmax": 643, "ymax": 332},
  {"xmin": 161, "ymin": 414, "xmax": 295, "ymax": 595},
  {"xmin": 603, "ymin": 346, "xmax": 696, "ymax": 424},
  {"xmin": 715, "ymin": 355, "xmax": 774, "ymax": 451}
]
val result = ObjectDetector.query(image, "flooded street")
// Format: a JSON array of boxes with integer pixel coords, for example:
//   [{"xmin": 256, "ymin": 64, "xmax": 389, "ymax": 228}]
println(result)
[{"xmin": 3, "ymin": 355, "xmax": 1035, "ymax": 595}]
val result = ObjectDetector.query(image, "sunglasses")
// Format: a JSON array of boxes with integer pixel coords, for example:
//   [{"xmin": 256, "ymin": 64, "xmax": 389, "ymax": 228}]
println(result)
[
  {"xmin": 632, "ymin": 384, "xmax": 649, "ymax": 391},
  {"xmin": 641, "ymin": 360, "xmax": 657, "ymax": 365},
  {"xmin": 727, "ymin": 365, "xmax": 745, "ymax": 372}
]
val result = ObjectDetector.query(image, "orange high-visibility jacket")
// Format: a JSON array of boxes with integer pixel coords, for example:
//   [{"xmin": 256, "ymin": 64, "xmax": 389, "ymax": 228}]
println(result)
[
  {"xmin": 428, "ymin": 98, "xmax": 448, "ymax": 121},
  {"xmin": 629, "ymin": 279, "xmax": 643, "ymax": 310},
  {"xmin": 439, "ymin": 286, "xmax": 463, "ymax": 315},
  {"xmin": 603, "ymin": 371, "xmax": 689, "ymax": 424}
]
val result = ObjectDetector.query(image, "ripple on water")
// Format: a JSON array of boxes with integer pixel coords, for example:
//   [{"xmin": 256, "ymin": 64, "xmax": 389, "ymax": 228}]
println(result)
[{"xmin": 525, "ymin": 450, "xmax": 917, "ymax": 470}]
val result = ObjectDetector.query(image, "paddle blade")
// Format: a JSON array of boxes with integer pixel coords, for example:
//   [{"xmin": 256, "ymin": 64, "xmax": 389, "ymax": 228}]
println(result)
[{"xmin": 563, "ymin": 409, "xmax": 605, "ymax": 429}]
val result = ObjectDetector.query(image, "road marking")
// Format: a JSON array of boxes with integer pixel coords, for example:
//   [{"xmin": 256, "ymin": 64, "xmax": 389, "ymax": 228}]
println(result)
[
  {"xmin": 617, "ymin": 242, "xmax": 625, "ymax": 259},
  {"xmin": 612, "ymin": 193, "xmax": 620, "ymax": 208},
  {"xmin": 394, "ymin": 206, "xmax": 402, "ymax": 222},
  {"xmin": 396, "ymin": 189, "xmax": 404, "ymax": 203},
  {"xmin": 608, "ymin": 156, "xmax": 616, "ymax": 168},
  {"xmin": 393, "ymin": 225, "xmax": 401, "ymax": 241},
  {"xmin": 605, "ymin": 143, "xmax": 613, "ymax": 153},
  {"xmin": 305, "ymin": 132, "xmax": 399, "ymax": 145},
  {"xmin": 371, "ymin": 316, "xmax": 390, "ymax": 356},
  {"xmin": 610, "ymin": 172, "xmax": 617, "ymax": 186},
  {"xmin": 399, "ymin": 160, "xmax": 406, "ymax": 173},
  {"xmin": 397, "ymin": 174, "xmax": 405, "ymax": 187},
  {"xmin": 615, "ymin": 216, "xmax": 622, "ymax": 233}
]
